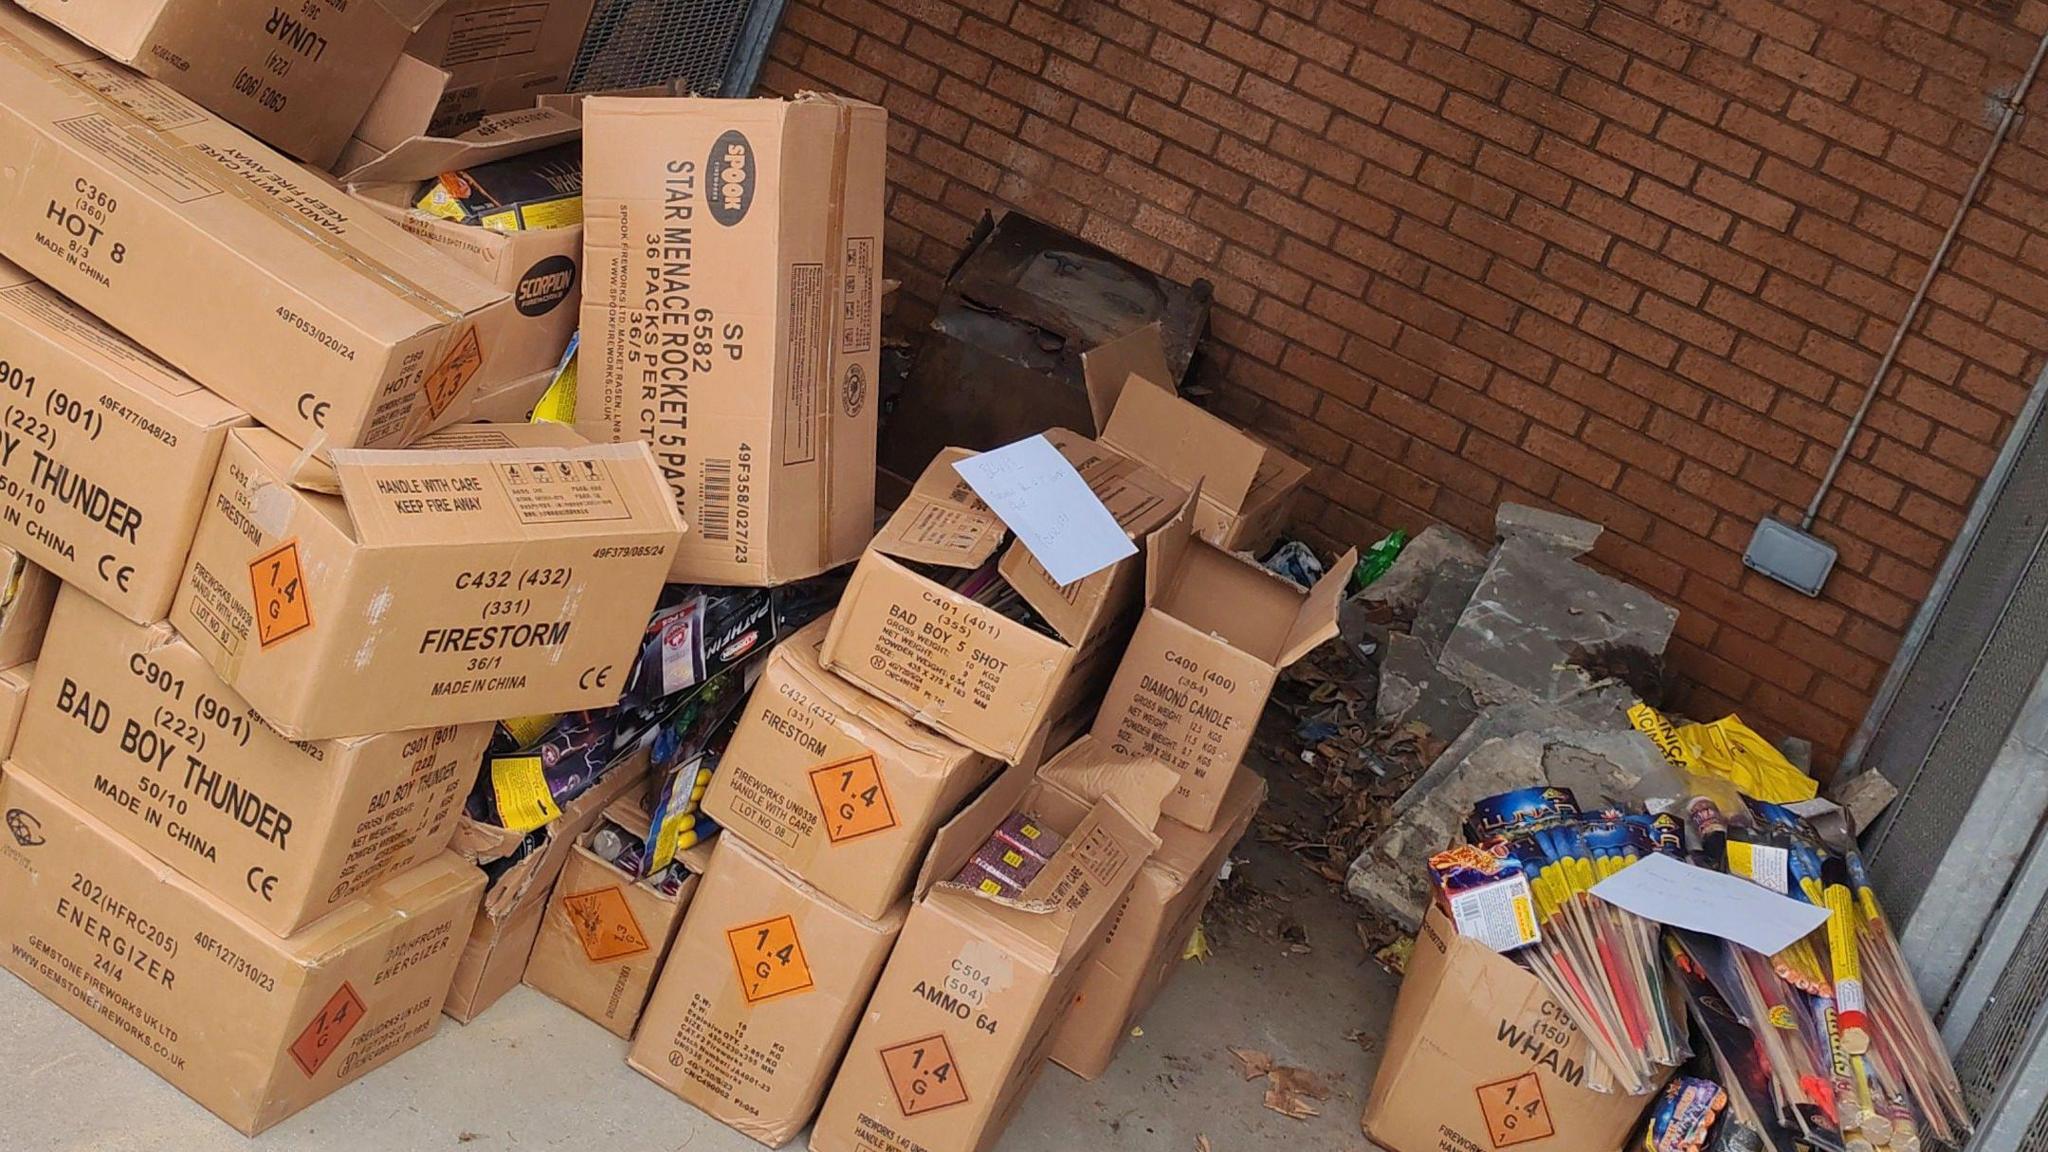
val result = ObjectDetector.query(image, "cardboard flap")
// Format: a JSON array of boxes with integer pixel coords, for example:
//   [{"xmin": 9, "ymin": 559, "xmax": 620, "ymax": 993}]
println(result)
[
  {"xmin": 1142, "ymin": 487, "xmax": 1203, "ymax": 604},
  {"xmin": 1033, "ymin": 735, "xmax": 1177, "ymax": 833},
  {"xmin": 350, "ymin": 53, "xmax": 453, "ymax": 154},
  {"xmin": 1043, "ymin": 800, "xmax": 1162, "ymax": 963},
  {"xmin": 869, "ymin": 447, "xmax": 1006, "ymax": 570},
  {"xmin": 1101, "ymin": 381, "xmax": 1265, "ymax": 515},
  {"xmin": 374, "ymin": 0, "xmax": 452, "ymax": 31},
  {"xmin": 331, "ymin": 426, "xmax": 685, "ymax": 546},
  {"xmin": 1081, "ymin": 323, "xmax": 1173, "ymax": 431},
  {"xmin": 341, "ymin": 106, "xmax": 583, "ymax": 184},
  {"xmin": 914, "ymin": 757, "xmax": 1041, "ymax": 898},
  {"xmin": 1278, "ymin": 548, "xmax": 1356, "ymax": 667}
]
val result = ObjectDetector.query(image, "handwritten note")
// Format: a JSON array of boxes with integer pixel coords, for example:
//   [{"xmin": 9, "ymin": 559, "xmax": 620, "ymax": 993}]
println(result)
[
  {"xmin": 953, "ymin": 435, "xmax": 1136, "ymax": 586},
  {"xmin": 1592, "ymin": 852, "xmax": 1830, "ymax": 956}
]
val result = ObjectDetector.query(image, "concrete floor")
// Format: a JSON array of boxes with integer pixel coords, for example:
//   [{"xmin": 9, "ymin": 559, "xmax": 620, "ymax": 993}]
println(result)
[{"xmin": 0, "ymin": 760, "xmax": 1397, "ymax": 1151}]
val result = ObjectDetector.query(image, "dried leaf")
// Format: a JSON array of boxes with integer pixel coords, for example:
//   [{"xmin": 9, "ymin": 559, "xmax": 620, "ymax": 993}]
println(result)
[
  {"xmin": 1196, "ymin": 1138, "xmax": 1213, "ymax": 1152},
  {"xmin": 1271, "ymin": 1066, "xmax": 1331, "ymax": 1099},
  {"xmin": 1229, "ymin": 1046, "xmax": 1274, "ymax": 1080}
]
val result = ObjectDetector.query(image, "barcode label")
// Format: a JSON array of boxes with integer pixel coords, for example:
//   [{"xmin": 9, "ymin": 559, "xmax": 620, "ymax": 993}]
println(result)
[{"xmin": 700, "ymin": 458, "xmax": 733, "ymax": 541}]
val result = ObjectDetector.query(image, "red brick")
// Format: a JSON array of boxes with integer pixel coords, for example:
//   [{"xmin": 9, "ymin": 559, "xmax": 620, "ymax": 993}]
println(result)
[
  {"xmin": 1466, "ymin": 431, "xmax": 1565, "ymax": 495},
  {"xmin": 1534, "ymin": 136, "xmax": 1631, "ymax": 194},
  {"xmin": 1560, "ymin": 71, "xmax": 1662, "ymax": 134},
  {"xmin": 957, "ymin": 15, "xmax": 1043, "ymax": 71},
  {"xmin": 1129, "ymin": 92, "xmax": 1221, "ymax": 152},
  {"xmin": 1157, "ymin": 143, "xmax": 1252, "ymax": 203},
  {"xmin": 1153, "ymin": 33, "xmax": 1241, "ymax": 91},
  {"xmin": 1207, "ymin": 19, "xmax": 1299, "ymax": 79},
  {"xmin": 1242, "ymin": 71, "xmax": 1338, "ymax": 132},
  {"xmin": 1590, "ymin": 8, "xmax": 1690, "ymax": 67},
  {"xmin": 1501, "ymin": 81, "xmax": 1602, "ymax": 143},
  {"xmin": 1695, "ymin": 168, "xmax": 1796, "ymax": 230},
  {"xmin": 1384, "ymin": 102, "xmax": 1482, "ymax": 165},
  {"xmin": 1487, "ymin": 260, "xmax": 1585, "ymax": 321},
  {"xmin": 1609, "ymin": 242, "xmax": 1711, "ymax": 305},
  {"xmin": 1632, "ymin": 178, "xmax": 1734, "ymax": 240},
  {"xmin": 1657, "ymin": 114, "xmax": 1763, "ymax": 177},
  {"xmin": 1686, "ymin": 50, "xmax": 1793, "ymax": 111},
  {"xmin": 1378, "ymin": 0, "xmax": 1477, "ymax": 47},
  {"xmin": 1191, "ymin": 195, "xmax": 1282, "ymax": 255},
  {"xmin": 1475, "ymin": 144, "xmax": 1573, "ymax": 207},
  {"xmin": 1517, "ymin": 310, "xmax": 1617, "ymax": 373},
  {"xmin": 1597, "ymin": 123, "xmax": 1699, "ymax": 187},
  {"xmin": 1543, "ymin": 249, "xmax": 1641, "ymax": 311},
  {"xmin": 1569, "ymin": 186, "xmax": 1672, "ymax": 250},
  {"xmin": 1624, "ymin": 58, "xmax": 1729, "ymax": 123},
  {"xmin": 1753, "ymin": 39, "xmax": 1856, "ymax": 100},
  {"xmin": 1261, "ymin": 9, "xmax": 1355, "ymax": 70},
  {"xmin": 1530, "ymin": 16, "xmax": 1627, "ymax": 80}
]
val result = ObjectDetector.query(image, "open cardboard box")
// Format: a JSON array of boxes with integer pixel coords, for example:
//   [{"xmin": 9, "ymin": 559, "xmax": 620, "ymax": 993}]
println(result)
[
  {"xmin": 1092, "ymin": 501, "xmax": 1351, "ymax": 829},
  {"xmin": 810, "ymin": 742, "xmax": 1172, "ymax": 1152},
  {"xmin": 821, "ymin": 433, "xmax": 1183, "ymax": 763},
  {"xmin": 1363, "ymin": 903, "xmax": 1667, "ymax": 1152},
  {"xmin": 343, "ymin": 106, "xmax": 585, "ymax": 411}
]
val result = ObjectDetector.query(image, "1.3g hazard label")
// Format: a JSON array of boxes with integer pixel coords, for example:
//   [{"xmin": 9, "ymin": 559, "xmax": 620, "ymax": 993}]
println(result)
[
  {"xmin": 726, "ymin": 914, "xmax": 814, "ymax": 1004},
  {"xmin": 563, "ymin": 886, "xmax": 651, "ymax": 963},
  {"xmin": 1475, "ymin": 1070, "xmax": 1554, "ymax": 1147},
  {"xmin": 881, "ymin": 1033, "xmax": 970, "ymax": 1116},
  {"xmin": 250, "ymin": 540, "xmax": 313, "ymax": 648},
  {"xmin": 809, "ymin": 754, "xmax": 898, "ymax": 844}
]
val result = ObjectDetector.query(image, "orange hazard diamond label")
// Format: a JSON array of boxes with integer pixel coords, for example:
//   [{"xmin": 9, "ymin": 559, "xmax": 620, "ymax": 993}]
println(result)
[
  {"xmin": 250, "ymin": 540, "xmax": 313, "ymax": 648},
  {"xmin": 422, "ymin": 326, "xmax": 484, "ymax": 419},
  {"xmin": 562, "ymin": 886, "xmax": 650, "ymax": 963},
  {"xmin": 1476, "ymin": 1071, "xmax": 1554, "ymax": 1147},
  {"xmin": 809, "ymin": 753, "xmax": 899, "ymax": 844},
  {"xmin": 726, "ymin": 914, "xmax": 814, "ymax": 1004},
  {"xmin": 290, "ymin": 982, "xmax": 366, "ymax": 1078},
  {"xmin": 880, "ymin": 1033, "xmax": 970, "ymax": 1117}
]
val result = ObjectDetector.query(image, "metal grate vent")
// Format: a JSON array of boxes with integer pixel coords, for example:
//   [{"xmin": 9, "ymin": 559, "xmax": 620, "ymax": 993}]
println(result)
[
  {"xmin": 1958, "ymin": 880, "xmax": 2048, "ymax": 1120},
  {"xmin": 568, "ymin": 0, "xmax": 786, "ymax": 96}
]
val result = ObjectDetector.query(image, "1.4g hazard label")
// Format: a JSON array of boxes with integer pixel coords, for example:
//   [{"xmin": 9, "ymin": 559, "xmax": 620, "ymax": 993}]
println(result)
[
  {"xmin": 1475, "ymin": 1070, "xmax": 1553, "ymax": 1147},
  {"xmin": 880, "ymin": 1033, "xmax": 970, "ymax": 1117},
  {"xmin": 250, "ymin": 540, "xmax": 313, "ymax": 648},
  {"xmin": 563, "ymin": 886, "xmax": 651, "ymax": 963},
  {"xmin": 726, "ymin": 914, "xmax": 814, "ymax": 1004},
  {"xmin": 291, "ymin": 982, "xmax": 367, "ymax": 1078},
  {"xmin": 809, "ymin": 753, "xmax": 898, "ymax": 844}
]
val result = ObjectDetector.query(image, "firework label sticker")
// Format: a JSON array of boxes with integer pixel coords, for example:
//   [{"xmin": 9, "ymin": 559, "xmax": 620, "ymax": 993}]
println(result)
[
  {"xmin": 881, "ymin": 1033, "xmax": 970, "ymax": 1116},
  {"xmin": 1476, "ymin": 1071, "xmax": 1553, "ymax": 1147},
  {"xmin": 726, "ymin": 914, "xmax": 814, "ymax": 1003}
]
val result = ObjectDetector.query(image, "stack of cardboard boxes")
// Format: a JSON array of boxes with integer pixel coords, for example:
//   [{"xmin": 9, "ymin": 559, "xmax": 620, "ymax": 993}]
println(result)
[{"xmin": 0, "ymin": 2, "xmax": 1338, "ymax": 1146}]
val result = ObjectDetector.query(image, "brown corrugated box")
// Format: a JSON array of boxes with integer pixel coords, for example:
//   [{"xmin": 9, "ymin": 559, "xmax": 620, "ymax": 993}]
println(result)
[
  {"xmin": 580, "ymin": 95, "xmax": 885, "ymax": 585},
  {"xmin": 400, "ymin": 0, "xmax": 600, "ymax": 136},
  {"xmin": 0, "ymin": 547, "xmax": 56, "ymax": 670},
  {"xmin": 820, "ymin": 433, "xmax": 1183, "ymax": 763},
  {"xmin": 14, "ymin": 587, "xmax": 490, "ymax": 935},
  {"xmin": 0, "ymin": 8, "xmax": 518, "ymax": 456},
  {"xmin": 343, "ymin": 107, "xmax": 584, "ymax": 407},
  {"xmin": 523, "ymin": 795, "xmax": 705, "ymax": 1039},
  {"xmin": 1049, "ymin": 758, "xmax": 1267, "ymax": 1078},
  {"xmin": 169, "ymin": 423, "xmax": 684, "ymax": 739},
  {"xmin": 0, "ymin": 257, "xmax": 251, "ymax": 622},
  {"xmin": 809, "ymin": 745, "xmax": 1171, "ymax": 1152},
  {"xmin": 1362, "ymin": 903, "xmax": 1666, "ymax": 1152},
  {"xmin": 704, "ymin": 616, "xmax": 1002, "ymax": 921},
  {"xmin": 444, "ymin": 746, "xmax": 652, "ymax": 1023},
  {"xmin": 630, "ymin": 834, "xmax": 905, "ymax": 1147},
  {"xmin": 0, "ymin": 767, "xmax": 484, "ymax": 1136},
  {"xmin": 11, "ymin": 0, "xmax": 431, "ymax": 167},
  {"xmin": 0, "ymin": 661, "xmax": 30, "ymax": 761},
  {"xmin": 1092, "ymin": 509, "xmax": 1350, "ymax": 830}
]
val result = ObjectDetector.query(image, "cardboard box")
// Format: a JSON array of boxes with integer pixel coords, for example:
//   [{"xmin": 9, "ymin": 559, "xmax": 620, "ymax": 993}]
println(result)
[
  {"xmin": 1362, "ymin": 904, "xmax": 1667, "ymax": 1152},
  {"xmin": 1083, "ymin": 326, "xmax": 1310, "ymax": 556},
  {"xmin": 704, "ymin": 617, "xmax": 1002, "ymax": 920},
  {"xmin": 580, "ymin": 95, "xmax": 886, "ymax": 585},
  {"xmin": 11, "ymin": 0, "xmax": 431, "ymax": 168},
  {"xmin": 0, "ymin": 661, "xmax": 31, "ymax": 761},
  {"xmin": 444, "ymin": 745, "xmax": 651, "ymax": 1022},
  {"xmin": 169, "ymin": 423, "xmax": 684, "ymax": 739},
  {"xmin": 630, "ymin": 834, "xmax": 906, "ymax": 1146},
  {"xmin": 344, "ymin": 107, "xmax": 585, "ymax": 392},
  {"xmin": 13, "ymin": 587, "xmax": 491, "ymax": 935},
  {"xmin": 0, "ymin": 258, "xmax": 251, "ymax": 622},
  {"xmin": 0, "ymin": 546, "xmax": 56, "ymax": 670},
  {"xmin": 0, "ymin": 768, "xmax": 484, "ymax": 1136},
  {"xmin": 1049, "ymin": 753, "xmax": 1266, "ymax": 1078},
  {"xmin": 1091, "ymin": 512, "xmax": 1350, "ymax": 830},
  {"xmin": 404, "ymin": 0, "xmax": 601, "ymax": 135},
  {"xmin": 523, "ymin": 795, "xmax": 703, "ymax": 1038},
  {"xmin": 821, "ymin": 433, "xmax": 1184, "ymax": 763},
  {"xmin": 0, "ymin": 8, "xmax": 518, "ymax": 456},
  {"xmin": 809, "ymin": 748, "xmax": 1171, "ymax": 1152}
]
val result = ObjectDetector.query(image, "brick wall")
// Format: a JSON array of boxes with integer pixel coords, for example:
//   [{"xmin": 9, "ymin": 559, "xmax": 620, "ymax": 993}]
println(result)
[{"xmin": 764, "ymin": 0, "xmax": 2048, "ymax": 764}]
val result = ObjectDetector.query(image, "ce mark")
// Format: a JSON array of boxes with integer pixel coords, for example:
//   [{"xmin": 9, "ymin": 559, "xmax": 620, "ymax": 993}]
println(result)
[
  {"xmin": 97, "ymin": 554, "xmax": 134, "ymax": 593},
  {"xmin": 246, "ymin": 866, "xmax": 278, "ymax": 902},
  {"xmin": 578, "ymin": 665, "xmax": 612, "ymax": 691},
  {"xmin": 297, "ymin": 393, "xmax": 330, "ymax": 429}
]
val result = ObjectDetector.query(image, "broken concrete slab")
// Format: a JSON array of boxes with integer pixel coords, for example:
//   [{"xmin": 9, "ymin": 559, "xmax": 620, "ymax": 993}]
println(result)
[
  {"xmin": 1348, "ymin": 682, "xmax": 1674, "ymax": 928},
  {"xmin": 1437, "ymin": 536, "xmax": 1679, "ymax": 708},
  {"xmin": 1355, "ymin": 525, "xmax": 1485, "ymax": 614},
  {"xmin": 1496, "ymin": 502, "xmax": 1602, "ymax": 557},
  {"xmin": 1828, "ymin": 770, "xmax": 1899, "ymax": 835},
  {"xmin": 1375, "ymin": 632, "xmax": 1478, "ymax": 745},
  {"xmin": 1409, "ymin": 554, "xmax": 1486, "ymax": 654}
]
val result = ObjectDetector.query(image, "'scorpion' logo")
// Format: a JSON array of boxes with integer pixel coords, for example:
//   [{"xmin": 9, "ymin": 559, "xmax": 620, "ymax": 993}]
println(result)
[
  {"xmin": 708, "ymin": 130, "xmax": 756, "ymax": 227},
  {"xmin": 515, "ymin": 255, "xmax": 576, "ymax": 316}
]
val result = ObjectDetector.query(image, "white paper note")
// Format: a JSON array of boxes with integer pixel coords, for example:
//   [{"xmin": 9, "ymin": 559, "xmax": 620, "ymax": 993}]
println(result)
[
  {"xmin": 1591, "ymin": 852, "xmax": 1830, "ymax": 956},
  {"xmin": 952, "ymin": 435, "xmax": 1136, "ymax": 586}
]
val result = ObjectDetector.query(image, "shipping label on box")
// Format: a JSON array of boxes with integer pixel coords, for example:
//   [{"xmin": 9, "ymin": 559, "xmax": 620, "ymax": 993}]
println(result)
[
  {"xmin": 810, "ymin": 748, "xmax": 1170, "ymax": 1152},
  {"xmin": 0, "ymin": 9, "xmax": 518, "ymax": 456},
  {"xmin": 15, "ymin": 586, "xmax": 490, "ymax": 935},
  {"xmin": 169, "ymin": 424, "xmax": 684, "ymax": 739},
  {"xmin": 629, "ymin": 835, "xmax": 904, "ymax": 1147},
  {"xmin": 580, "ymin": 95, "xmax": 885, "ymax": 584},
  {"xmin": 0, "ymin": 258, "xmax": 250, "ymax": 622},
  {"xmin": 15, "ymin": 0, "xmax": 421, "ymax": 168},
  {"xmin": 0, "ymin": 768, "xmax": 483, "ymax": 1135},
  {"xmin": 1092, "ymin": 511, "xmax": 1351, "ymax": 830},
  {"xmin": 704, "ymin": 617, "xmax": 1001, "ymax": 921}
]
